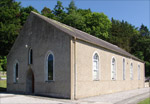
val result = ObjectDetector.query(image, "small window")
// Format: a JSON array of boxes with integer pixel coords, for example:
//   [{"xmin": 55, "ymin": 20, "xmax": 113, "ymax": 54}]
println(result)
[
  {"xmin": 138, "ymin": 65, "xmax": 140, "ymax": 80},
  {"xmin": 130, "ymin": 63, "xmax": 133, "ymax": 80},
  {"xmin": 29, "ymin": 49, "xmax": 33, "ymax": 64},
  {"xmin": 14, "ymin": 63, "xmax": 19, "ymax": 83},
  {"xmin": 45, "ymin": 51, "xmax": 54, "ymax": 81},
  {"xmin": 123, "ymin": 58, "xmax": 125, "ymax": 80},
  {"xmin": 48, "ymin": 54, "xmax": 53, "ymax": 80},
  {"xmin": 93, "ymin": 53, "xmax": 99, "ymax": 80},
  {"xmin": 111, "ymin": 57, "xmax": 116, "ymax": 80}
]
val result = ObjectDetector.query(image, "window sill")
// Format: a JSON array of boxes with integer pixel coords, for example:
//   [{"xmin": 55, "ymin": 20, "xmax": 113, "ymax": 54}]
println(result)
[
  {"xmin": 13, "ymin": 82, "xmax": 18, "ymax": 84},
  {"xmin": 45, "ymin": 80, "xmax": 55, "ymax": 83},
  {"xmin": 93, "ymin": 79, "xmax": 100, "ymax": 81}
]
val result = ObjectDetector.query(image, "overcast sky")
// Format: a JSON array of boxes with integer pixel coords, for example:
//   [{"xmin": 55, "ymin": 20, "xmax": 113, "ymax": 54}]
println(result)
[{"xmin": 16, "ymin": 0, "xmax": 150, "ymax": 29}]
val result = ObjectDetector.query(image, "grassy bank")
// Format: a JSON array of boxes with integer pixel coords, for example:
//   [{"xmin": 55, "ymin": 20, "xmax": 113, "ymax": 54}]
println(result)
[
  {"xmin": 0, "ymin": 79, "xmax": 7, "ymax": 92},
  {"xmin": 138, "ymin": 98, "xmax": 150, "ymax": 104}
]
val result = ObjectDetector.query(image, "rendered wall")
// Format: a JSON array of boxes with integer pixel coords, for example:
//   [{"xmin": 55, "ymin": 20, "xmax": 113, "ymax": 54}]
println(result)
[
  {"xmin": 75, "ymin": 39, "xmax": 145, "ymax": 99},
  {"xmin": 7, "ymin": 13, "xmax": 71, "ymax": 98}
]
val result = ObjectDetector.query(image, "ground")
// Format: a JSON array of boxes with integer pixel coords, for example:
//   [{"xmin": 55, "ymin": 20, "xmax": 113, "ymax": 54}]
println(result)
[
  {"xmin": 138, "ymin": 98, "xmax": 150, "ymax": 104},
  {"xmin": 0, "ymin": 71, "xmax": 6, "ymax": 92},
  {"xmin": 0, "ymin": 88, "xmax": 149, "ymax": 104}
]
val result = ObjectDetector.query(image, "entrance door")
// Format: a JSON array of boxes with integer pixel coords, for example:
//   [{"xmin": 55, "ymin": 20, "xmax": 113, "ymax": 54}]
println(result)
[{"xmin": 26, "ymin": 68, "xmax": 34, "ymax": 94}]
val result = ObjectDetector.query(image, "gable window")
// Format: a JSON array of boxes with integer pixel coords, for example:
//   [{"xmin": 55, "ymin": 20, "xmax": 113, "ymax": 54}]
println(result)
[
  {"xmin": 123, "ymin": 58, "xmax": 125, "ymax": 80},
  {"xmin": 111, "ymin": 57, "xmax": 116, "ymax": 80},
  {"xmin": 130, "ymin": 63, "xmax": 133, "ymax": 80},
  {"xmin": 93, "ymin": 52, "xmax": 99, "ymax": 80},
  {"xmin": 14, "ymin": 62, "xmax": 19, "ymax": 83},
  {"xmin": 138, "ymin": 65, "xmax": 140, "ymax": 80},
  {"xmin": 45, "ymin": 51, "xmax": 54, "ymax": 81},
  {"xmin": 29, "ymin": 48, "xmax": 33, "ymax": 64}
]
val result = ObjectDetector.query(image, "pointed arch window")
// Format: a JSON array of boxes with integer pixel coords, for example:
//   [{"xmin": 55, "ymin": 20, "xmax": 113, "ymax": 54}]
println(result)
[
  {"xmin": 138, "ymin": 65, "xmax": 140, "ymax": 80},
  {"xmin": 45, "ymin": 51, "xmax": 54, "ymax": 81},
  {"xmin": 93, "ymin": 52, "xmax": 99, "ymax": 80},
  {"xmin": 111, "ymin": 57, "xmax": 116, "ymax": 80},
  {"xmin": 130, "ymin": 63, "xmax": 133, "ymax": 80},
  {"xmin": 14, "ymin": 62, "xmax": 19, "ymax": 83},
  {"xmin": 29, "ymin": 48, "xmax": 33, "ymax": 64},
  {"xmin": 123, "ymin": 58, "xmax": 125, "ymax": 80}
]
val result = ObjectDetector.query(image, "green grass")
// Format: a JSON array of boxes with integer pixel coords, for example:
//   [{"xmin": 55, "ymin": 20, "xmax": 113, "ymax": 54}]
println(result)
[
  {"xmin": 0, "ymin": 80, "xmax": 7, "ymax": 92},
  {"xmin": 138, "ymin": 98, "xmax": 150, "ymax": 104}
]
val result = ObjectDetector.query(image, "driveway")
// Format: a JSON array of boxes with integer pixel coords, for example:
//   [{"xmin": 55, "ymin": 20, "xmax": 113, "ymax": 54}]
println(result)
[{"xmin": 0, "ymin": 87, "xmax": 150, "ymax": 104}]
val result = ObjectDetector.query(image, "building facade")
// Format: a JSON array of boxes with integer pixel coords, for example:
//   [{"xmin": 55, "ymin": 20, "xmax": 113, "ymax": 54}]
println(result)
[{"xmin": 7, "ymin": 12, "xmax": 145, "ymax": 99}]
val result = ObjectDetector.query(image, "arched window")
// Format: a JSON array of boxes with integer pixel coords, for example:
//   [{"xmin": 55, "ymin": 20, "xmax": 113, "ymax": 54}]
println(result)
[
  {"xmin": 123, "ymin": 58, "xmax": 125, "ymax": 80},
  {"xmin": 111, "ymin": 57, "xmax": 116, "ymax": 80},
  {"xmin": 138, "ymin": 65, "xmax": 140, "ymax": 80},
  {"xmin": 130, "ymin": 63, "xmax": 133, "ymax": 80},
  {"xmin": 93, "ymin": 52, "xmax": 99, "ymax": 80},
  {"xmin": 45, "ymin": 51, "xmax": 54, "ymax": 81},
  {"xmin": 14, "ymin": 62, "xmax": 19, "ymax": 83},
  {"xmin": 29, "ymin": 49, "xmax": 33, "ymax": 64}
]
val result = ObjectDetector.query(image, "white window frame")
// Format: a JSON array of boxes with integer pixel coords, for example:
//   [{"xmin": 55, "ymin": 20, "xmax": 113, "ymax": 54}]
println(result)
[
  {"xmin": 111, "ymin": 56, "xmax": 117, "ymax": 80},
  {"xmin": 92, "ymin": 51, "xmax": 100, "ymax": 81},
  {"xmin": 123, "ymin": 58, "xmax": 126, "ymax": 80},
  {"xmin": 138, "ymin": 64, "xmax": 140, "ymax": 80},
  {"xmin": 13, "ymin": 60, "xmax": 19, "ymax": 83},
  {"xmin": 130, "ymin": 62, "xmax": 133, "ymax": 80},
  {"xmin": 44, "ymin": 50, "xmax": 55, "ymax": 81}
]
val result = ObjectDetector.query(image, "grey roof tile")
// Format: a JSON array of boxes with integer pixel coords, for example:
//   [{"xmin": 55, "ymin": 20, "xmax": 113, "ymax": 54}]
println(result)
[{"xmin": 30, "ymin": 11, "xmax": 144, "ymax": 63}]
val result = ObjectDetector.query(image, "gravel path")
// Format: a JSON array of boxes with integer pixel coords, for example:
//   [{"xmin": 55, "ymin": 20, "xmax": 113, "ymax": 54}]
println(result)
[{"xmin": 0, "ymin": 87, "xmax": 150, "ymax": 104}]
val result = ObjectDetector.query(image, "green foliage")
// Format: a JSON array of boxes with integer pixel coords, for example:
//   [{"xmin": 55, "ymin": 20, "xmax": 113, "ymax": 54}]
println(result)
[
  {"xmin": 53, "ymin": 1, "xmax": 66, "ymax": 21},
  {"xmin": 0, "ymin": 0, "xmax": 149, "ymax": 77},
  {"xmin": 20, "ymin": 6, "xmax": 38, "ymax": 26},
  {"xmin": 41, "ymin": 7, "xmax": 55, "ymax": 19},
  {"xmin": 145, "ymin": 62, "xmax": 150, "ymax": 77},
  {"xmin": 66, "ymin": 0, "xmax": 77, "ymax": 14},
  {"xmin": 63, "ymin": 11, "xmax": 86, "ymax": 31},
  {"xmin": 139, "ymin": 24, "xmax": 150, "ymax": 36},
  {"xmin": 110, "ymin": 18, "xmax": 139, "ymax": 52},
  {"xmin": 138, "ymin": 98, "xmax": 150, "ymax": 104},
  {"xmin": 0, "ymin": 56, "xmax": 7, "ymax": 71},
  {"xmin": 84, "ymin": 12, "xmax": 111, "ymax": 40},
  {"xmin": 0, "ymin": 0, "xmax": 21, "ymax": 56}
]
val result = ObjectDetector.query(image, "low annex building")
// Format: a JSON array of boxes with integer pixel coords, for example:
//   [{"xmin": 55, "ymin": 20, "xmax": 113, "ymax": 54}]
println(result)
[{"xmin": 7, "ymin": 11, "xmax": 145, "ymax": 99}]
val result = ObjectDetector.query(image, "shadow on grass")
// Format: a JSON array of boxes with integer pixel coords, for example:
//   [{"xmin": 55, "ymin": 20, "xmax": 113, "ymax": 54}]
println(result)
[{"xmin": 0, "ymin": 87, "xmax": 6, "ymax": 92}]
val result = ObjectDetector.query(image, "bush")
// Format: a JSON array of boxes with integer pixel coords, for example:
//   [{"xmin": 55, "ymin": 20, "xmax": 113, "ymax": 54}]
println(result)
[{"xmin": 0, "ymin": 56, "xmax": 7, "ymax": 71}]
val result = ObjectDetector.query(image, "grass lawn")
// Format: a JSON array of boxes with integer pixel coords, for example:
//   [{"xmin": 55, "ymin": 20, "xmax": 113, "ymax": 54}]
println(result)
[
  {"xmin": 0, "ymin": 80, "xmax": 7, "ymax": 92},
  {"xmin": 138, "ymin": 98, "xmax": 150, "ymax": 104}
]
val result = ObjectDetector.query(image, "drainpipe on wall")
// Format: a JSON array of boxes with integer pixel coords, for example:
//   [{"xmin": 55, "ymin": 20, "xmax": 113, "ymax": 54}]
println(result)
[{"xmin": 73, "ymin": 37, "xmax": 77, "ymax": 100}]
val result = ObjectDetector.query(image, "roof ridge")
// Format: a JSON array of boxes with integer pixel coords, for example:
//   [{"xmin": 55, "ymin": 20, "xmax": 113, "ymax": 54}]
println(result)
[{"xmin": 30, "ymin": 11, "xmax": 144, "ymax": 63}]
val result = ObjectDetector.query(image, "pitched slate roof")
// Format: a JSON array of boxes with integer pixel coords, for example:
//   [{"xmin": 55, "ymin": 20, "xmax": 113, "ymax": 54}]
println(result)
[{"xmin": 31, "ymin": 11, "xmax": 144, "ymax": 63}]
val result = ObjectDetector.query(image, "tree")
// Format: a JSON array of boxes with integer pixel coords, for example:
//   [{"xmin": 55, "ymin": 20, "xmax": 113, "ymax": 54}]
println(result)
[
  {"xmin": 110, "ymin": 18, "xmax": 139, "ymax": 52},
  {"xmin": 53, "ymin": 1, "xmax": 66, "ymax": 21},
  {"xmin": 41, "ymin": 7, "xmax": 55, "ymax": 19},
  {"xmin": 66, "ymin": 0, "xmax": 77, "ymax": 14},
  {"xmin": 131, "ymin": 33, "xmax": 150, "ymax": 77},
  {"xmin": 0, "ymin": 0, "xmax": 21, "ymax": 57},
  {"xmin": 63, "ymin": 11, "xmax": 86, "ymax": 31},
  {"xmin": 139, "ymin": 24, "xmax": 150, "ymax": 36},
  {"xmin": 20, "ymin": 6, "xmax": 38, "ymax": 26},
  {"xmin": 84, "ymin": 12, "xmax": 111, "ymax": 40}
]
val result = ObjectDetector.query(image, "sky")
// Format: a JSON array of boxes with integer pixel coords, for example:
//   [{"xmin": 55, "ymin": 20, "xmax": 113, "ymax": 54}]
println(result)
[{"xmin": 16, "ymin": 0, "xmax": 150, "ymax": 29}]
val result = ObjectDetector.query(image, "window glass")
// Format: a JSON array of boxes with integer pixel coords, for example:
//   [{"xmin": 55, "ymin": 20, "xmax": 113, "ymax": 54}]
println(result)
[
  {"xmin": 130, "ymin": 63, "xmax": 133, "ymax": 80},
  {"xmin": 29, "ymin": 49, "xmax": 33, "ymax": 64},
  {"xmin": 138, "ymin": 65, "xmax": 140, "ymax": 80},
  {"xmin": 123, "ymin": 59, "xmax": 125, "ymax": 80},
  {"xmin": 14, "ymin": 63, "xmax": 19, "ymax": 82},
  {"xmin": 48, "ymin": 54, "xmax": 53, "ymax": 80},
  {"xmin": 93, "ymin": 53, "xmax": 99, "ymax": 80},
  {"xmin": 111, "ymin": 58, "xmax": 116, "ymax": 80}
]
